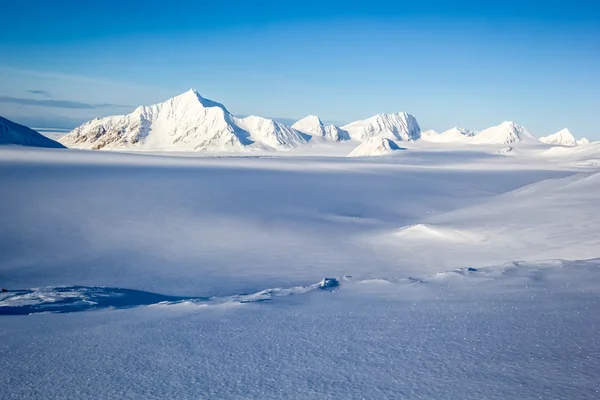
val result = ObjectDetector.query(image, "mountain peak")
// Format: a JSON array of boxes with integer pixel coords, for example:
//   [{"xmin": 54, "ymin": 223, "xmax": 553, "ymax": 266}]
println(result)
[
  {"xmin": 291, "ymin": 115, "xmax": 347, "ymax": 141},
  {"xmin": 59, "ymin": 91, "xmax": 307, "ymax": 151},
  {"xmin": 470, "ymin": 121, "xmax": 537, "ymax": 145},
  {"xmin": 342, "ymin": 112, "xmax": 421, "ymax": 142},
  {"xmin": 294, "ymin": 115, "xmax": 323, "ymax": 126},
  {"xmin": 539, "ymin": 128, "xmax": 577, "ymax": 146},
  {"xmin": 556, "ymin": 128, "xmax": 573, "ymax": 136},
  {"xmin": 168, "ymin": 89, "xmax": 230, "ymax": 112}
]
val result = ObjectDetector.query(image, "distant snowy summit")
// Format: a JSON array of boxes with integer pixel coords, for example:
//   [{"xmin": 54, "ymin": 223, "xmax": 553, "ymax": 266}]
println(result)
[
  {"xmin": 291, "ymin": 115, "xmax": 348, "ymax": 142},
  {"xmin": 470, "ymin": 121, "xmax": 538, "ymax": 145},
  {"xmin": 348, "ymin": 137, "xmax": 405, "ymax": 157},
  {"xmin": 341, "ymin": 112, "xmax": 421, "ymax": 142},
  {"xmin": 0, "ymin": 116, "xmax": 65, "ymax": 148},
  {"xmin": 421, "ymin": 122, "xmax": 539, "ymax": 145},
  {"xmin": 60, "ymin": 89, "xmax": 307, "ymax": 151},
  {"xmin": 421, "ymin": 127, "xmax": 476, "ymax": 143},
  {"xmin": 539, "ymin": 129, "xmax": 589, "ymax": 147}
]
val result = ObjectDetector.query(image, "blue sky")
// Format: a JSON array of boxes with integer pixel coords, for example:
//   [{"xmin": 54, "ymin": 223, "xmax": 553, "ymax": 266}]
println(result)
[{"xmin": 1, "ymin": 0, "xmax": 599, "ymax": 138}]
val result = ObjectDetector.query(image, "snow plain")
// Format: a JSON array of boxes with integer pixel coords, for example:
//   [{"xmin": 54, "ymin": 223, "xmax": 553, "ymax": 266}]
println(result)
[{"xmin": 1, "ymin": 143, "xmax": 599, "ymax": 399}]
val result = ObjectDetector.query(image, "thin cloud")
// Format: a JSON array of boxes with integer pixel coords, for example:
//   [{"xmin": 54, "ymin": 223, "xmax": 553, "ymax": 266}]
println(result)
[
  {"xmin": 0, "ymin": 96, "xmax": 130, "ymax": 109},
  {"xmin": 27, "ymin": 89, "xmax": 52, "ymax": 97}
]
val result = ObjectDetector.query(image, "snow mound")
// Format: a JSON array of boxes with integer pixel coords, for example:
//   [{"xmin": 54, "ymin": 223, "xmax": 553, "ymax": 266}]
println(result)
[
  {"xmin": 342, "ymin": 112, "xmax": 421, "ymax": 142},
  {"xmin": 470, "ymin": 121, "xmax": 538, "ymax": 145},
  {"xmin": 347, "ymin": 137, "xmax": 405, "ymax": 157},
  {"xmin": 59, "ymin": 89, "xmax": 307, "ymax": 152},
  {"xmin": 539, "ymin": 129, "xmax": 578, "ymax": 146},
  {"xmin": 291, "ymin": 115, "xmax": 348, "ymax": 141},
  {"xmin": 0, "ymin": 116, "xmax": 66, "ymax": 148},
  {"xmin": 395, "ymin": 224, "xmax": 485, "ymax": 243},
  {"xmin": 577, "ymin": 137, "xmax": 590, "ymax": 145}
]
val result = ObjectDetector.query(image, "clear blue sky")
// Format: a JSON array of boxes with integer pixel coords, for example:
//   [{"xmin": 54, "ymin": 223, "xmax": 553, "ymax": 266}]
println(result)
[{"xmin": 1, "ymin": 0, "xmax": 599, "ymax": 138}]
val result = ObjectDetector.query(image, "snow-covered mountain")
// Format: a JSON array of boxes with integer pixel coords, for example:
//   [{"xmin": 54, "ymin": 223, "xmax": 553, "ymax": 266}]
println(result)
[
  {"xmin": 540, "ymin": 129, "xmax": 577, "ymax": 146},
  {"xmin": 342, "ymin": 112, "xmax": 421, "ymax": 142},
  {"xmin": 539, "ymin": 129, "xmax": 583, "ymax": 147},
  {"xmin": 0, "ymin": 116, "xmax": 66, "ymax": 148},
  {"xmin": 347, "ymin": 137, "xmax": 404, "ymax": 157},
  {"xmin": 421, "ymin": 127, "xmax": 475, "ymax": 143},
  {"xmin": 445, "ymin": 127, "xmax": 476, "ymax": 137},
  {"xmin": 470, "ymin": 121, "xmax": 538, "ymax": 145},
  {"xmin": 291, "ymin": 115, "xmax": 348, "ymax": 141},
  {"xmin": 60, "ymin": 90, "xmax": 307, "ymax": 151},
  {"xmin": 577, "ymin": 138, "xmax": 590, "ymax": 145}
]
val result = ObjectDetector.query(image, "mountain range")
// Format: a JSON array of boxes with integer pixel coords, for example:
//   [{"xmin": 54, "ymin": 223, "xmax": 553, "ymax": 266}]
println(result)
[
  {"xmin": 59, "ymin": 90, "xmax": 427, "ymax": 151},
  {"xmin": 0, "ymin": 89, "xmax": 592, "ymax": 152}
]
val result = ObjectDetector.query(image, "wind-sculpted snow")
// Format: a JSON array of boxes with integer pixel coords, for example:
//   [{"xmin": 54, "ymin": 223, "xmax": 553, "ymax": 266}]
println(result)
[
  {"xmin": 0, "ymin": 278, "xmax": 342, "ymax": 315},
  {"xmin": 1, "ymin": 259, "xmax": 599, "ymax": 399},
  {"xmin": 4, "ymin": 258, "xmax": 597, "ymax": 316}
]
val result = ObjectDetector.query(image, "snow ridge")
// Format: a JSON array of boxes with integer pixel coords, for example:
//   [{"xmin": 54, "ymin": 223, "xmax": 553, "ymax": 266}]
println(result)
[{"xmin": 0, "ymin": 116, "xmax": 66, "ymax": 148}]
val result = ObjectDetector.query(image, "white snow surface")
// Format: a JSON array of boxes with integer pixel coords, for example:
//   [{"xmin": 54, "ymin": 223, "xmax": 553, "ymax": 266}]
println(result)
[
  {"xmin": 347, "ymin": 136, "xmax": 404, "ymax": 156},
  {"xmin": 539, "ymin": 128, "xmax": 579, "ymax": 146},
  {"xmin": 59, "ymin": 89, "xmax": 307, "ymax": 151},
  {"xmin": 1, "ymin": 145, "xmax": 599, "ymax": 399},
  {"xmin": 291, "ymin": 115, "xmax": 348, "ymax": 141},
  {"xmin": 341, "ymin": 112, "xmax": 421, "ymax": 141},
  {"xmin": 470, "ymin": 121, "xmax": 538, "ymax": 145},
  {"xmin": 0, "ymin": 116, "xmax": 65, "ymax": 148}
]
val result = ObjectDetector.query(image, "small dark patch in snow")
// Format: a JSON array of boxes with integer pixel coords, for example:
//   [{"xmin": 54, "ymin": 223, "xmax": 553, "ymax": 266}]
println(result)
[
  {"xmin": 467, "ymin": 268, "xmax": 478, "ymax": 272},
  {"xmin": 318, "ymin": 278, "xmax": 340, "ymax": 290}
]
